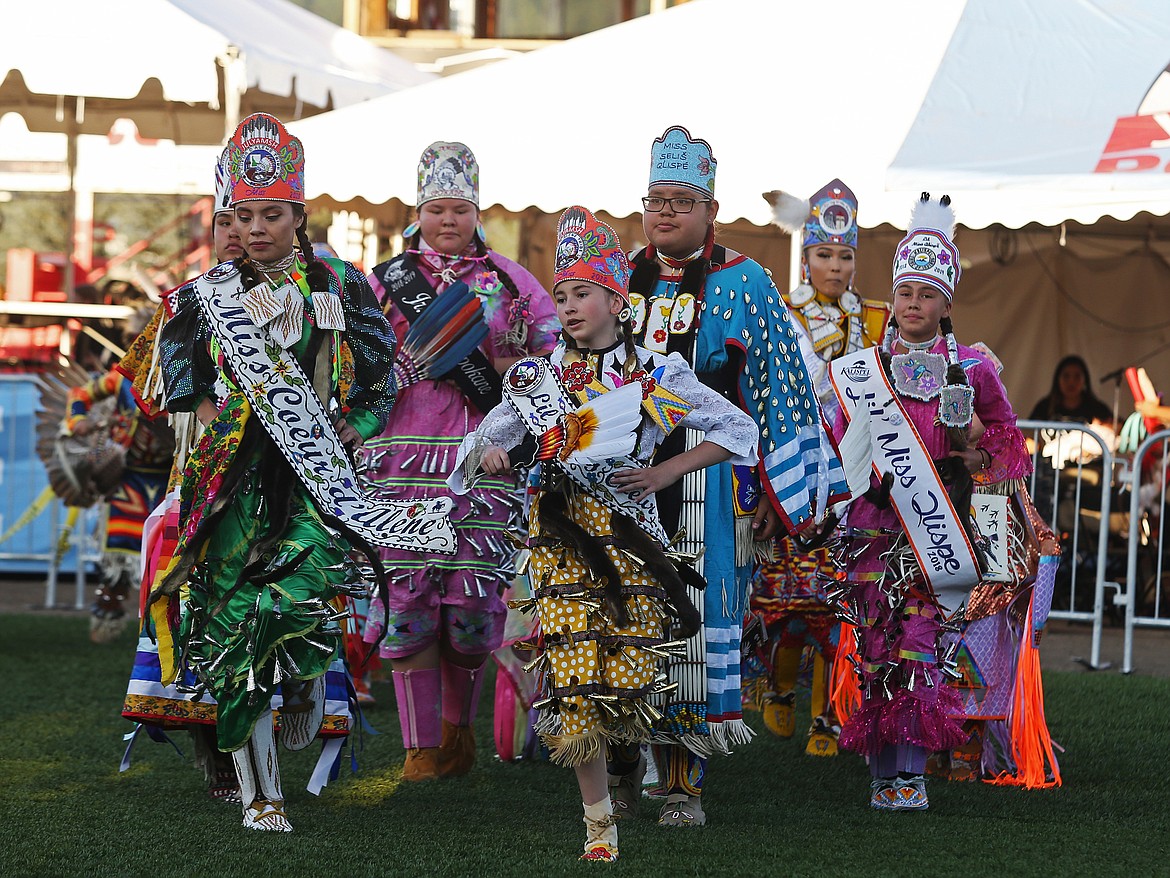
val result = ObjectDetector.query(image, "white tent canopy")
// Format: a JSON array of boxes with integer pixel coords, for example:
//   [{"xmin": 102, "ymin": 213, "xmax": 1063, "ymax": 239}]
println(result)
[
  {"xmin": 293, "ymin": 0, "xmax": 1170, "ymax": 230},
  {"xmin": 2, "ymin": 0, "xmax": 434, "ymax": 143},
  {"xmin": 294, "ymin": 0, "xmax": 966, "ymax": 228},
  {"xmin": 889, "ymin": 0, "xmax": 1170, "ymax": 207},
  {"xmin": 1, "ymin": 0, "xmax": 435, "ymax": 293},
  {"xmin": 0, "ymin": 116, "xmax": 220, "ymax": 195}
]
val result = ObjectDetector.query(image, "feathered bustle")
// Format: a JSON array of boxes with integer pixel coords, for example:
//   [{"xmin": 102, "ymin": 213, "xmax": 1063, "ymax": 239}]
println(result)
[
  {"xmin": 763, "ymin": 190, "xmax": 811, "ymax": 234},
  {"xmin": 908, "ymin": 192, "xmax": 956, "ymax": 238}
]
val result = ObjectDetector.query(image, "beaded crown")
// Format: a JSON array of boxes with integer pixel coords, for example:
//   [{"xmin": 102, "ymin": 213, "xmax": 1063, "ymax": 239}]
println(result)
[
  {"xmin": 227, "ymin": 113, "xmax": 305, "ymax": 205},
  {"xmin": 553, "ymin": 206, "xmax": 631, "ymax": 304},
  {"xmin": 892, "ymin": 194, "xmax": 960, "ymax": 300},
  {"xmin": 417, "ymin": 141, "xmax": 479, "ymax": 207},
  {"xmin": 648, "ymin": 125, "xmax": 717, "ymax": 197},
  {"xmin": 804, "ymin": 179, "xmax": 858, "ymax": 249}
]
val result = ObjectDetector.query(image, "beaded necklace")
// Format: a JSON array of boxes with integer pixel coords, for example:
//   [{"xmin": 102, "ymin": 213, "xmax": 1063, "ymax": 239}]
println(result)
[{"xmin": 895, "ymin": 333, "xmax": 941, "ymax": 352}]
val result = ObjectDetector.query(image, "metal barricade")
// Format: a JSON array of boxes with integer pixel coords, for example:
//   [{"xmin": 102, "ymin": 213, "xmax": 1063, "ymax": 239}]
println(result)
[
  {"xmin": 1122, "ymin": 429, "xmax": 1170, "ymax": 674},
  {"xmin": 0, "ymin": 374, "xmax": 102, "ymax": 609},
  {"xmin": 1018, "ymin": 420, "xmax": 1119, "ymax": 669}
]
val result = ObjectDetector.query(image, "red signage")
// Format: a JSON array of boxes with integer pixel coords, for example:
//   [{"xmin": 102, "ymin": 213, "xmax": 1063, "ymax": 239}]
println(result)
[{"xmin": 1095, "ymin": 113, "xmax": 1170, "ymax": 173}]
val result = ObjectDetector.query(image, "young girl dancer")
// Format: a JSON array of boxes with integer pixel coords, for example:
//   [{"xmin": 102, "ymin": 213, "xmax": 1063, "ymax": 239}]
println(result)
[
  {"xmin": 453, "ymin": 207, "xmax": 758, "ymax": 861},
  {"xmin": 828, "ymin": 194, "xmax": 1031, "ymax": 810},
  {"xmin": 749, "ymin": 179, "xmax": 888, "ymax": 755}
]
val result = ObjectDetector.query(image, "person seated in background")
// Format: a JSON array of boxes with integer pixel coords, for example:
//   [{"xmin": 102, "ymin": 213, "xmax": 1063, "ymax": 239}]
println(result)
[{"xmin": 1029, "ymin": 355, "xmax": 1115, "ymax": 427}]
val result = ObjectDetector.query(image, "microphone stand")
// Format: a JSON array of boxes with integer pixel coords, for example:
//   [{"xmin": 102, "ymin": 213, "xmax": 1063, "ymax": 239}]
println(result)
[{"xmin": 1099, "ymin": 338, "xmax": 1170, "ymax": 424}]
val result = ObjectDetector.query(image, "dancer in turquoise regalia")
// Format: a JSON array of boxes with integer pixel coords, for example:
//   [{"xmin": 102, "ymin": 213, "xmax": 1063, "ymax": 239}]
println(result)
[{"xmin": 605, "ymin": 126, "xmax": 847, "ymax": 826}]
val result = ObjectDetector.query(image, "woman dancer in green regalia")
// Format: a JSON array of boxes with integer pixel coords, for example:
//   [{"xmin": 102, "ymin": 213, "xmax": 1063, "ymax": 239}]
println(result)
[{"xmin": 150, "ymin": 113, "xmax": 399, "ymax": 832}]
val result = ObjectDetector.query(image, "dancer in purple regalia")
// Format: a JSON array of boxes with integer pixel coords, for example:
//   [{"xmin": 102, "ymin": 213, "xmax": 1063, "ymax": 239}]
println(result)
[
  {"xmin": 829, "ymin": 194, "xmax": 1031, "ymax": 811},
  {"xmin": 363, "ymin": 142, "xmax": 558, "ymax": 781}
]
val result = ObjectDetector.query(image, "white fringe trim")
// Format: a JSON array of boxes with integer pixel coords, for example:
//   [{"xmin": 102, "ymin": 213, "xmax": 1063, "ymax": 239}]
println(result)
[
  {"xmin": 651, "ymin": 718, "xmax": 756, "ymax": 758},
  {"xmin": 734, "ymin": 514, "xmax": 756, "ymax": 568}
]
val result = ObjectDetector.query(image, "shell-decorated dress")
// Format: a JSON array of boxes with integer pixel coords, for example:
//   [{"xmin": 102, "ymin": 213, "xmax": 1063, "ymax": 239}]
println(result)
[
  {"xmin": 466, "ymin": 341, "xmax": 758, "ymax": 766},
  {"xmin": 747, "ymin": 288, "xmax": 889, "ymax": 685}
]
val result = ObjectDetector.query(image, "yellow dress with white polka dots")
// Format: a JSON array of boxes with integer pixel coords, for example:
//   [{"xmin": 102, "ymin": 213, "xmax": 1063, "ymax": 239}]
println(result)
[{"xmin": 528, "ymin": 492, "xmax": 669, "ymax": 767}]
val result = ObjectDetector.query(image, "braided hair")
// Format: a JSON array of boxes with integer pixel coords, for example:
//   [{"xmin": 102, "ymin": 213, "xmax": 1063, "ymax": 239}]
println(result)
[
  {"xmin": 233, "ymin": 205, "xmax": 331, "ymax": 292},
  {"xmin": 555, "ymin": 288, "xmax": 637, "ymax": 378},
  {"xmin": 293, "ymin": 207, "xmax": 333, "ymax": 293},
  {"xmin": 472, "ymin": 236, "xmax": 525, "ymax": 307},
  {"xmin": 404, "ymin": 225, "xmax": 526, "ymax": 303},
  {"xmin": 620, "ymin": 314, "xmax": 638, "ymax": 378},
  {"xmin": 881, "ymin": 313, "xmax": 970, "ymax": 453},
  {"xmin": 938, "ymin": 315, "xmax": 970, "ymax": 452}
]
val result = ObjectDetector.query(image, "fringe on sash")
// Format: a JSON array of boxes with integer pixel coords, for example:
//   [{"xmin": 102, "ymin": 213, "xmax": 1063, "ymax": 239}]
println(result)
[
  {"xmin": 734, "ymin": 514, "xmax": 756, "ymax": 568},
  {"xmin": 169, "ymin": 411, "xmax": 199, "ymax": 480}
]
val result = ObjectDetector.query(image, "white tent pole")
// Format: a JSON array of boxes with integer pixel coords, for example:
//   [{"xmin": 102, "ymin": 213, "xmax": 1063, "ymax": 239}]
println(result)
[
  {"xmin": 73, "ymin": 186, "xmax": 94, "ymax": 286},
  {"xmin": 63, "ymin": 96, "xmax": 79, "ymax": 299},
  {"xmin": 788, "ymin": 231, "xmax": 801, "ymax": 292},
  {"xmin": 220, "ymin": 49, "xmax": 244, "ymax": 142}
]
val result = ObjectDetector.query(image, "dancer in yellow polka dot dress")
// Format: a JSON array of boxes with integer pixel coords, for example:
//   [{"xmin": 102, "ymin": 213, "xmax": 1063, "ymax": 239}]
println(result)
[
  {"xmin": 452, "ymin": 207, "xmax": 758, "ymax": 863},
  {"xmin": 527, "ymin": 493, "xmax": 672, "ymax": 762}
]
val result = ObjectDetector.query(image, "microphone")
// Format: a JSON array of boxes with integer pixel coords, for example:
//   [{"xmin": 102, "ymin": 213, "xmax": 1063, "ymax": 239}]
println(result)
[{"xmin": 1099, "ymin": 366, "xmax": 1126, "ymax": 383}]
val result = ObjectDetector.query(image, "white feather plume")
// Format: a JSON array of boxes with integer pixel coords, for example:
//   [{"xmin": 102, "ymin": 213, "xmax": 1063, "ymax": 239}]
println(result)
[
  {"xmin": 908, "ymin": 194, "xmax": 955, "ymax": 238},
  {"xmin": 762, "ymin": 190, "xmax": 810, "ymax": 234},
  {"xmin": 564, "ymin": 381, "xmax": 643, "ymax": 464}
]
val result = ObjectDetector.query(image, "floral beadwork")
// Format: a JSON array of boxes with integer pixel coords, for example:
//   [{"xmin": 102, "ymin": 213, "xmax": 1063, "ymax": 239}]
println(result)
[
  {"xmin": 560, "ymin": 359, "xmax": 592, "ymax": 393},
  {"xmin": 178, "ymin": 392, "xmax": 250, "ymax": 541}
]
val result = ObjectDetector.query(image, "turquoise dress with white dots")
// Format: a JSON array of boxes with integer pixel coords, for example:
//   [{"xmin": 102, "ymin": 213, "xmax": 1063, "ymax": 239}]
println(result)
[{"xmin": 631, "ymin": 248, "xmax": 847, "ymax": 753}]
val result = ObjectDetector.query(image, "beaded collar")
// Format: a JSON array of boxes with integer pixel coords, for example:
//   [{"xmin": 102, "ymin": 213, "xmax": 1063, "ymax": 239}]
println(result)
[
  {"xmin": 896, "ymin": 333, "xmax": 941, "ymax": 352},
  {"xmin": 656, "ymin": 243, "xmax": 706, "ymax": 272},
  {"xmin": 407, "ymin": 237, "xmax": 489, "ymax": 290},
  {"xmin": 253, "ymin": 251, "xmax": 297, "ymax": 274}
]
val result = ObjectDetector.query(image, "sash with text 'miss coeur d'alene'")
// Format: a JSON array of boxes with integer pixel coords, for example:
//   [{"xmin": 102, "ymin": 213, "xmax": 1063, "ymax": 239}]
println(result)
[{"xmin": 194, "ymin": 264, "xmax": 456, "ymax": 554}]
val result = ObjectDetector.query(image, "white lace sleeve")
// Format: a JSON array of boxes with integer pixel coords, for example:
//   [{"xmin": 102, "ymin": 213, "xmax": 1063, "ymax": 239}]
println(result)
[
  {"xmin": 447, "ymin": 400, "xmax": 528, "ymax": 494},
  {"xmin": 659, "ymin": 352, "xmax": 759, "ymax": 465},
  {"xmin": 475, "ymin": 400, "xmax": 528, "ymax": 450}
]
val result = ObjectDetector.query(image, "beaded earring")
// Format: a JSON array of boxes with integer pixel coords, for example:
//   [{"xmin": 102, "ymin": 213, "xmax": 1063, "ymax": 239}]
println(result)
[{"xmin": 403, "ymin": 219, "xmax": 420, "ymax": 240}]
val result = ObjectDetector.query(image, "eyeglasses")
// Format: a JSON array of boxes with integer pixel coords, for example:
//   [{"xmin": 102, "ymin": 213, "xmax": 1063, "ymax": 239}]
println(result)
[{"xmin": 641, "ymin": 196, "xmax": 710, "ymax": 214}]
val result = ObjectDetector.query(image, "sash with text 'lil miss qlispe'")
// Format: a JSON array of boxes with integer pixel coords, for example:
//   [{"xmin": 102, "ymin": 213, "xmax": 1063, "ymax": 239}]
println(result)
[{"xmin": 830, "ymin": 346, "xmax": 979, "ymax": 610}]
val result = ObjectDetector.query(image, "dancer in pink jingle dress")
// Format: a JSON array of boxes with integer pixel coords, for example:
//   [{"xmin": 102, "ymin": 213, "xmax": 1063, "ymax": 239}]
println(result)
[
  {"xmin": 363, "ymin": 142, "xmax": 558, "ymax": 781},
  {"xmin": 830, "ymin": 194, "xmax": 1030, "ymax": 811}
]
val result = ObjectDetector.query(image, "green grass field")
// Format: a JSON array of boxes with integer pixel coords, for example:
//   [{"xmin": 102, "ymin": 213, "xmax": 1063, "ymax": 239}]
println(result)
[{"xmin": 1, "ymin": 613, "xmax": 1166, "ymax": 878}]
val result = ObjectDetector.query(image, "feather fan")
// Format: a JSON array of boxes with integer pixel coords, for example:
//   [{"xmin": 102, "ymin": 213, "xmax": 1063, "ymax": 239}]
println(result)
[
  {"xmin": 536, "ymin": 381, "xmax": 643, "ymax": 462},
  {"xmin": 394, "ymin": 281, "xmax": 489, "ymax": 388}
]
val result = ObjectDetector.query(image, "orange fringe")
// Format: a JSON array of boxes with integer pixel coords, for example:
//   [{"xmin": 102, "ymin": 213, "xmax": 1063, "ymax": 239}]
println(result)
[
  {"xmin": 986, "ymin": 600, "xmax": 1062, "ymax": 789},
  {"xmin": 830, "ymin": 623, "xmax": 861, "ymax": 725}
]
